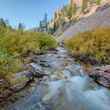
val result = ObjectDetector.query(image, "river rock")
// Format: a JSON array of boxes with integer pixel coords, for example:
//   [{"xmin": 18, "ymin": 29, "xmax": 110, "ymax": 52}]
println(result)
[
  {"xmin": 89, "ymin": 65, "xmax": 110, "ymax": 88},
  {"xmin": 30, "ymin": 63, "xmax": 42, "ymax": 72},
  {"xmin": 30, "ymin": 63, "xmax": 49, "ymax": 78},
  {"xmin": 9, "ymin": 71, "xmax": 33, "ymax": 92}
]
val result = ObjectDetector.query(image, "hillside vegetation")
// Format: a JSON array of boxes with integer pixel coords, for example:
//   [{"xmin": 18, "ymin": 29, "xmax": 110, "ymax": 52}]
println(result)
[
  {"xmin": 0, "ymin": 26, "xmax": 57, "ymax": 80},
  {"xmin": 59, "ymin": 5, "xmax": 110, "ymax": 41},
  {"xmin": 49, "ymin": 0, "xmax": 106, "ymax": 34},
  {"xmin": 65, "ymin": 27, "xmax": 110, "ymax": 64}
]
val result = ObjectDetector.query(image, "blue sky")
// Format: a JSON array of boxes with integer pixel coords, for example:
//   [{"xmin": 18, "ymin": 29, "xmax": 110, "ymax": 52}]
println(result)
[{"xmin": 0, "ymin": 0, "xmax": 68, "ymax": 28}]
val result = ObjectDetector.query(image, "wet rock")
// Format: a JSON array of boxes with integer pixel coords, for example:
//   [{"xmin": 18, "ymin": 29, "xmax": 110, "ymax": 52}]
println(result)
[
  {"xmin": 9, "ymin": 71, "xmax": 33, "ymax": 92},
  {"xmin": 74, "ymin": 54, "xmax": 100, "ymax": 65},
  {"xmin": 48, "ymin": 48, "xmax": 58, "ymax": 54},
  {"xmin": 48, "ymin": 48, "xmax": 58, "ymax": 51},
  {"xmin": 63, "ymin": 69, "xmax": 72, "ymax": 79},
  {"xmin": 65, "ymin": 64, "xmax": 83, "ymax": 76},
  {"xmin": 30, "ymin": 63, "xmax": 42, "ymax": 73},
  {"xmin": 39, "ymin": 63, "xmax": 50, "ymax": 68},
  {"xmin": 30, "ymin": 63, "xmax": 49, "ymax": 78},
  {"xmin": 31, "ymin": 57, "xmax": 39, "ymax": 63},
  {"xmin": 89, "ymin": 65, "xmax": 110, "ymax": 88},
  {"xmin": 50, "ymin": 70, "xmax": 66, "ymax": 80}
]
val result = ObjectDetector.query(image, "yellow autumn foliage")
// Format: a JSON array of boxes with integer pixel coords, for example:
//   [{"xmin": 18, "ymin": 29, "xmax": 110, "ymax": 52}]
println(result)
[
  {"xmin": 65, "ymin": 27, "xmax": 110, "ymax": 64},
  {"xmin": 0, "ymin": 29, "xmax": 57, "ymax": 78}
]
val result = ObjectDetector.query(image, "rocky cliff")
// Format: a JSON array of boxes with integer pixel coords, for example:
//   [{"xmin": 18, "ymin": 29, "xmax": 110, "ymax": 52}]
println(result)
[
  {"xmin": 48, "ymin": 0, "xmax": 110, "ymax": 37},
  {"xmin": 57, "ymin": 3, "xmax": 110, "ymax": 42}
]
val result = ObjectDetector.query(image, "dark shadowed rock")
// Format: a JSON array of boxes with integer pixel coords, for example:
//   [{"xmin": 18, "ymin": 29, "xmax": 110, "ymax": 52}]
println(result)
[
  {"xmin": 96, "ymin": 3, "xmax": 110, "ymax": 12},
  {"xmin": 89, "ymin": 65, "xmax": 110, "ymax": 88},
  {"xmin": 73, "ymin": 54, "xmax": 100, "ymax": 65},
  {"xmin": 0, "ymin": 78, "xmax": 12, "ymax": 102}
]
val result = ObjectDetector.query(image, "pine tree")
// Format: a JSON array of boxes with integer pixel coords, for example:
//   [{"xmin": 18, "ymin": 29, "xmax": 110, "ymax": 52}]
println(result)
[
  {"xmin": 0, "ymin": 18, "xmax": 7, "ymax": 28},
  {"xmin": 18, "ymin": 23, "xmax": 25, "ymax": 30}
]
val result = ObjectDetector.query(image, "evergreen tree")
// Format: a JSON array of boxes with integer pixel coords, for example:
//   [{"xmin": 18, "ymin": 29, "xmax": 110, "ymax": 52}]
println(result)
[
  {"xmin": 0, "ymin": 18, "xmax": 7, "ymax": 28},
  {"xmin": 18, "ymin": 23, "xmax": 25, "ymax": 30},
  {"xmin": 44, "ymin": 13, "xmax": 48, "ymax": 32}
]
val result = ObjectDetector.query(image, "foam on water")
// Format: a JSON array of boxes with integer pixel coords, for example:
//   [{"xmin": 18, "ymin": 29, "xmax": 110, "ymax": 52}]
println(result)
[{"xmin": 42, "ymin": 75, "xmax": 110, "ymax": 110}]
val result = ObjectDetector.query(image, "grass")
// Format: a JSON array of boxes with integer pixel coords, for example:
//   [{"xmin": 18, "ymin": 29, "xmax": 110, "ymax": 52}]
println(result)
[
  {"xmin": 0, "ymin": 28, "xmax": 57, "ymax": 82},
  {"xmin": 64, "ymin": 27, "xmax": 110, "ymax": 64}
]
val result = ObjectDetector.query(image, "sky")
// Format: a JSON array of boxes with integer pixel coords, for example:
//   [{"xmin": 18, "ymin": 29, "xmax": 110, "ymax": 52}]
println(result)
[{"xmin": 0, "ymin": 0, "xmax": 68, "ymax": 29}]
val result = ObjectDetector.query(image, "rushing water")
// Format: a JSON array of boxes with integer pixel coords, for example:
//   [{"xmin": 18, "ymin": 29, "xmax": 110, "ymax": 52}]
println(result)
[{"xmin": 3, "ymin": 47, "xmax": 110, "ymax": 110}]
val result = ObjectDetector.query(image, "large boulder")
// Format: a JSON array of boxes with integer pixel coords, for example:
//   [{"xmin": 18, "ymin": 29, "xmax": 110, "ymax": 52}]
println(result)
[
  {"xmin": 9, "ymin": 71, "xmax": 33, "ymax": 92},
  {"xmin": 0, "ymin": 70, "xmax": 34, "ymax": 102},
  {"xmin": 89, "ymin": 65, "xmax": 110, "ymax": 88}
]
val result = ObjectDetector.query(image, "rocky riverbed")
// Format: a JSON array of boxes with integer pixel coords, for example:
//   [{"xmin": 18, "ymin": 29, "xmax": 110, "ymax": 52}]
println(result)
[{"xmin": 0, "ymin": 47, "xmax": 110, "ymax": 110}]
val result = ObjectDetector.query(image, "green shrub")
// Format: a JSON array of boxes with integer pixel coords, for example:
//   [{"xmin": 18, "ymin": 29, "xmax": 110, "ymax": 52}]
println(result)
[
  {"xmin": 0, "ymin": 29, "xmax": 57, "ymax": 81},
  {"xmin": 37, "ymin": 33, "xmax": 57, "ymax": 51},
  {"xmin": 0, "ymin": 31, "xmax": 57, "ymax": 56},
  {"xmin": 0, "ymin": 48, "xmax": 23, "ymax": 77},
  {"xmin": 65, "ymin": 28, "xmax": 110, "ymax": 64},
  {"xmin": 0, "ymin": 31, "xmax": 39, "ymax": 56}
]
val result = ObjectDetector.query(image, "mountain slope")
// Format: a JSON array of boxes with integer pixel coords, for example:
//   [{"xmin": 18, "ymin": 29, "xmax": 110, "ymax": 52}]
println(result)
[{"xmin": 58, "ymin": 4, "xmax": 110, "ymax": 42}]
